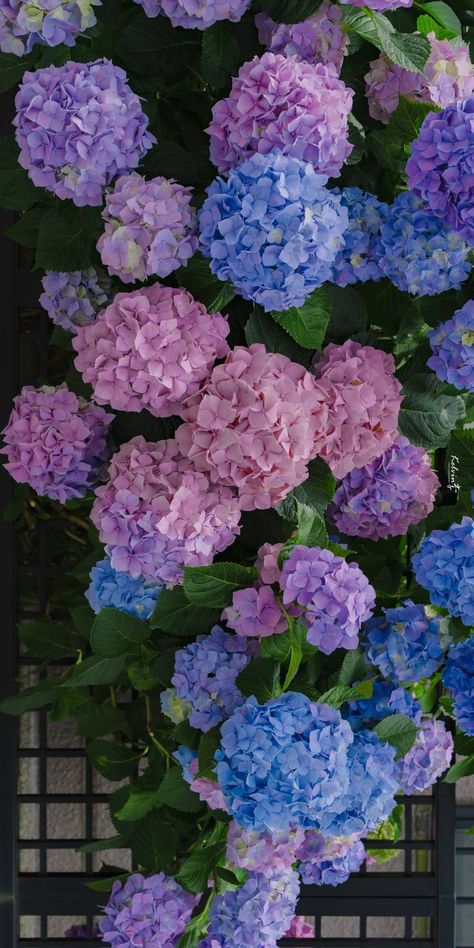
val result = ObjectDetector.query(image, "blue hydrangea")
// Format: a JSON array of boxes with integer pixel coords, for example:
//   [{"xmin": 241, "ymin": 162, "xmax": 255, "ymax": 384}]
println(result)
[
  {"xmin": 325, "ymin": 729, "xmax": 398, "ymax": 837},
  {"xmin": 297, "ymin": 831, "xmax": 366, "ymax": 886},
  {"xmin": 173, "ymin": 745, "xmax": 196, "ymax": 784},
  {"xmin": 198, "ymin": 150, "xmax": 348, "ymax": 313},
  {"xmin": 364, "ymin": 600, "xmax": 445, "ymax": 683},
  {"xmin": 40, "ymin": 268, "xmax": 111, "ymax": 332},
  {"xmin": 329, "ymin": 187, "xmax": 388, "ymax": 286},
  {"xmin": 443, "ymin": 638, "xmax": 474, "ymax": 735},
  {"xmin": 378, "ymin": 191, "xmax": 471, "ymax": 296},
  {"xmin": 204, "ymin": 867, "xmax": 300, "ymax": 948},
  {"xmin": 428, "ymin": 300, "xmax": 474, "ymax": 392},
  {"xmin": 85, "ymin": 557, "xmax": 162, "ymax": 620},
  {"xmin": 345, "ymin": 681, "xmax": 423, "ymax": 733},
  {"xmin": 412, "ymin": 517, "xmax": 474, "ymax": 626}
]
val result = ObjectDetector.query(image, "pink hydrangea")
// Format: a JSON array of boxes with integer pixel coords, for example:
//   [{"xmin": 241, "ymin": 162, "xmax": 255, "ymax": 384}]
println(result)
[
  {"xmin": 285, "ymin": 917, "xmax": 315, "ymax": 939},
  {"xmin": 226, "ymin": 822, "xmax": 304, "ymax": 874},
  {"xmin": 175, "ymin": 344, "xmax": 328, "ymax": 511},
  {"xmin": 255, "ymin": 3, "xmax": 349, "ymax": 73},
  {"xmin": 97, "ymin": 172, "xmax": 198, "ymax": 283},
  {"xmin": 312, "ymin": 340, "xmax": 403, "ymax": 479},
  {"xmin": 91, "ymin": 435, "xmax": 241, "ymax": 586},
  {"xmin": 207, "ymin": 52, "xmax": 353, "ymax": 177},
  {"xmin": 223, "ymin": 585, "xmax": 287, "ymax": 637},
  {"xmin": 72, "ymin": 284, "xmax": 229, "ymax": 418},
  {"xmin": 255, "ymin": 542, "xmax": 283, "ymax": 585}
]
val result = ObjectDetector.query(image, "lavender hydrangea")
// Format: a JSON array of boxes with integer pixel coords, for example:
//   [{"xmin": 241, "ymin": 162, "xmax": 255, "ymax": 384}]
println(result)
[
  {"xmin": 346, "ymin": 681, "xmax": 423, "ymax": 733},
  {"xmin": 98, "ymin": 872, "xmax": 199, "ymax": 947},
  {"xmin": 163, "ymin": 626, "xmax": 252, "ymax": 732},
  {"xmin": 40, "ymin": 268, "xmax": 111, "ymax": 332},
  {"xmin": 428, "ymin": 300, "xmax": 474, "ymax": 392},
  {"xmin": 296, "ymin": 831, "xmax": 366, "ymax": 886},
  {"xmin": 222, "ymin": 585, "xmax": 287, "ymax": 638},
  {"xmin": 378, "ymin": 191, "xmax": 471, "ymax": 296},
  {"xmin": 329, "ymin": 437, "xmax": 440, "ymax": 541},
  {"xmin": 199, "ymin": 150, "xmax": 348, "ymax": 313},
  {"xmin": 279, "ymin": 545, "xmax": 375, "ymax": 654},
  {"xmin": 0, "ymin": 0, "xmax": 99, "ymax": 55},
  {"xmin": 412, "ymin": 518, "xmax": 474, "ymax": 626},
  {"xmin": 407, "ymin": 96, "xmax": 474, "ymax": 242},
  {"xmin": 133, "ymin": 0, "xmax": 251, "ymax": 28},
  {"xmin": 85, "ymin": 557, "xmax": 162, "ymax": 620},
  {"xmin": 2, "ymin": 384, "xmax": 113, "ymax": 503},
  {"xmin": 226, "ymin": 822, "xmax": 304, "ymax": 874},
  {"xmin": 340, "ymin": 0, "xmax": 412, "ymax": 8},
  {"xmin": 329, "ymin": 188, "xmax": 388, "ymax": 286},
  {"xmin": 255, "ymin": 4, "xmax": 349, "ymax": 73},
  {"xmin": 443, "ymin": 638, "xmax": 474, "ymax": 735},
  {"xmin": 204, "ymin": 867, "xmax": 300, "ymax": 948},
  {"xmin": 97, "ymin": 173, "xmax": 198, "ymax": 283},
  {"xmin": 396, "ymin": 719, "xmax": 453, "ymax": 793},
  {"xmin": 14, "ymin": 59, "xmax": 155, "ymax": 207},
  {"xmin": 365, "ymin": 600, "xmax": 445, "ymax": 682}
]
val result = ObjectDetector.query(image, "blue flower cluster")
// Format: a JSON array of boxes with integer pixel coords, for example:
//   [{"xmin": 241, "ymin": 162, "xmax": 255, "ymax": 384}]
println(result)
[
  {"xmin": 428, "ymin": 300, "xmax": 474, "ymax": 392},
  {"xmin": 198, "ymin": 150, "xmax": 348, "ymax": 313},
  {"xmin": 412, "ymin": 518, "xmax": 474, "ymax": 626},
  {"xmin": 443, "ymin": 638, "xmax": 474, "ymax": 735},
  {"xmin": 345, "ymin": 681, "xmax": 422, "ymax": 733},
  {"xmin": 202, "ymin": 867, "xmax": 300, "ymax": 948},
  {"xmin": 329, "ymin": 187, "xmax": 387, "ymax": 286},
  {"xmin": 297, "ymin": 831, "xmax": 366, "ymax": 887},
  {"xmin": 85, "ymin": 557, "xmax": 162, "ymax": 620},
  {"xmin": 378, "ymin": 191, "xmax": 471, "ymax": 296},
  {"xmin": 332, "ymin": 729, "xmax": 398, "ymax": 837},
  {"xmin": 365, "ymin": 600, "xmax": 445, "ymax": 683}
]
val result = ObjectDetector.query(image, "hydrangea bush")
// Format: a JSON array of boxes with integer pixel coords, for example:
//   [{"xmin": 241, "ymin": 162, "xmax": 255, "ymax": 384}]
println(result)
[{"xmin": 1, "ymin": 0, "xmax": 472, "ymax": 940}]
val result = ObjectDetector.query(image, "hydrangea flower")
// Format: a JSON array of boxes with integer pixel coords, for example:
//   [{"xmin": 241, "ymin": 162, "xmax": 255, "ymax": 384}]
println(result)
[
  {"xmin": 255, "ymin": 543, "xmax": 283, "ymax": 586},
  {"xmin": 0, "ymin": 0, "xmax": 99, "ymax": 55},
  {"xmin": 255, "ymin": 4, "xmax": 349, "ymax": 73},
  {"xmin": 97, "ymin": 173, "xmax": 198, "ymax": 283},
  {"xmin": 396, "ymin": 719, "xmax": 453, "ymax": 793},
  {"xmin": 226, "ymin": 823, "xmax": 304, "ymax": 874},
  {"xmin": 199, "ymin": 151, "xmax": 348, "ymax": 313},
  {"xmin": 340, "ymin": 0, "xmax": 412, "ymax": 9},
  {"xmin": 208, "ymin": 53, "xmax": 353, "ymax": 177},
  {"xmin": 329, "ymin": 437, "xmax": 440, "ymax": 541},
  {"xmin": 174, "ymin": 746, "xmax": 227, "ymax": 810},
  {"xmin": 98, "ymin": 872, "xmax": 199, "ymax": 947},
  {"xmin": 73, "ymin": 284, "xmax": 229, "ymax": 418},
  {"xmin": 443, "ymin": 638, "xmax": 474, "ymax": 735},
  {"xmin": 223, "ymin": 585, "xmax": 286, "ymax": 638},
  {"xmin": 175, "ymin": 344, "xmax": 328, "ymax": 511},
  {"xmin": 160, "ymin": 688, "xmax": 191, "ymax": 724},
  {"xmin": 365, "ymin": 600, "xmax": 445, "ymax": 683},
  {"xmin": 412, "ymin": 518, "xmax": 474, "ymax": 626},
  {"xmin": 163, "ymin": 626, "xmax": 252, "ymax": 732},
  {"xmin": 346, "ymin": 681, "xmax": 423, "ymax": 732},
  {"xmin": 296, "ymin": 831, "xmax": 366, "ymax": 886},
  {"xmin": 40, "ymin": 268, "xmax": 111, "ymax": 333},
  {"xmin": 329, "ymin": 188, "xmax": 388, "ymax": 286},
  {"xmin": 312, "ymin": 340, "xmax": 402, "ymax": 479},
  {"xmin": 91, "ymin": 435, "xmax": 241, "ymax": 585},
  {"xmin": 285, "ymin": 917, "xmax": 315, "ymax": 939},
  {"xmin": 2, "ymin": 384, "xmax": 112, "ymax": 503},
  {"xmin": 406, "ymin": 96, "xmax": 474, "ymax": 242},
  {"xmin": 428, "ymin": 300, "xmax": 474, "ymax": 391},
  {"xmin": 326, "ymin": 729, "xmax": 398, "ymax": 837},
  {"xmin": 205, "ymin": 867, "xmax": 300, "ymax": 948},
  {"xmin": 85, "ymin": 557, "xmax": 162, "ymax": 620},
  {"xmin": 133, "ymin": 0, "xmax": 250, "ymax": 28},
  {"xmin": 280, "ymin": 545, "xmax": 375, "ymax": 654},
  {"xmin": 14, "ymin": 59, "xmax": 155, "ymax": 207}
]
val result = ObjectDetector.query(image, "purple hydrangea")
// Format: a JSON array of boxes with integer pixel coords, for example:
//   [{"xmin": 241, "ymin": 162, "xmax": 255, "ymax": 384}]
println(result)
[
  {"xmin": 64, "ymin": 924, "xmax": 100, "ymax": 939},
  {"xmin": 14, "ymin": 59, "xmax": 155, "ymax": 207},
  {"xmin": 174, "ymin": 746, "xmax": 227, "ymax": 811},
  {"xmin": 85, "ymin": 557, "xmax": 162, "ymax": 620},
  {"xmin": 329, "ymin": 188, "xmax": 388, "ymax": 286},
  {"xmin": 396, "ymin": 719, "xmax": 453, "ymax": 793},
  {"xmin": 412, "ymin": 518, "xmax": 474, "ymax": 626},
  {"xmin": 204, "ymin": 867, "xmax": 300, "ymax": 948},
  {"xmin": 340, "ymin": 0, "xmax": 412, "ymax": 9},
  {"xmin": 428, "ymin": 300, "xmax": 474, "ymax": 392},
  {"xmin": 296, "ymin": 831, "xmax": 366, "ymax": 886},
  {"xmin": 163, "ymin": 626, "xmax": 253, "ymax": 732},
  {"xmin": 329, "ymin": 437, "xmax": 440, "ymax": 541},
  {"xmin": 378, "ymin": 191, "xmax": 471, "ymax": 296},
  {"xmin": 40, "ymin": 268, "xmax": 111, "ymax": 332},
  {"xmin": 98, "ymin": 872, "xmax": 199, "ymax": 946},
  {"xmin": 443, "ymin": 638, "xmax": 474, "ymax": 735},
  {"xmin": 226, "ymin": 822, "xmax": 304, "ymax": 875},
  {"xmin": 326, "ymin": 729, "xmax": 398, "ymax": 837},
  {"xmin": 199, "ymin": 150, "xmax": 348, "ymax": 313},
  {"xmin": 279, "ymin": 545, "xmax": 375, "ymax": 654},
  {"xmin": 346, "ymin": 681, "xmax": 423, "ymax": 733},
  {"xmin": 255, "ymin": 543, "xmax": 283, "ymax": 585},
  {"xmin": 133, "ymin": 0, "xmax": 250, "ymax": 28},
  {"xmin": 0, "ymin": 0, "xmax": 99, "ymax": 55},
  {"xmin": 255, "ymin": 4, "xmax": 349, "ymax": 73},
  {"xmin": 407, "ymin": 96, "xmax": 474, "ymax": 242},
  {"xmin": 97, "ymin": 173, "xmax": 198, "ymax": 283},
  {"xmin": 365, "ymin": 600, "xmax": 445, "ymax": 682},
  {"xmin": 208, "ymin": 52, "xmax": 353, "ymax": 177},
  {"xmin": 2, "ymin": 384, "xmax": 113, "ymax": 503},
  {"xmin": 222, "ymin": 585, "xmax": 286, "ymax": 638}
]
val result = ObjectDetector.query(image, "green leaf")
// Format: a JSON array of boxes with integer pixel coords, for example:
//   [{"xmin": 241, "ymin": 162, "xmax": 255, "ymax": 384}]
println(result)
[
  {"xmin": 70, "ymin": 604, "xmax": 94, "ymax": 640},
  {"xmin": 61, "ymin": 654, "xmax": 127, "ymax": 687},
  {"xmin": 90, "ymin": 608, "xmax": 150, "ymax": 658},
  {"xmin": 150, "ymin": 586, "xmax": 221, "ymax": 637},
  {"xmin": 339, "ymin": 648, "xmax": 368, "ymax": 686},
  {"xmin": 271, "ymin": 288, "xmax": 331, "ymax": 349},
  {"xmin": 446, "ymin": 428, "xmax": 474, "ymax": 493},
  {"xmin": 201, "ymin": 20, "xmax": 241, "ymax": 88},
  {"xmin": 35, "ymin": 205, "xmax": 102, "ymax": 271},
  {"xmin": 417, "ymin": 1, "xmax": 461, "ymax": 37},
  {"xmin": 260, "ymin": 622, "xmax": 316, "ymax": 664},
  {"xmin": 127, "ymin": 659, "xmax": 158, "ymax": 692},
  {"xmin": 236, "ymin": 657, "xmax": 281, "ymax": 702},
  {"xmin": 0, "ymin": 680, "xmax": 59, "ymax": 715},
  {"xmin": 260, "ymin": 0, "xmax": 323, "ymax": 23},
  {"xmin": 132, "ymin": 812, "xmax": 180, "ymax": 872},
  {"xmin": 279, "ymin": 501, "xmax": 328, "ymax": 560},
  {"xmin": 0, "ymin": 137, "xmax": 39, "ymax": 210},
  {"xmin": 87, "ymin": 739, "xmax": 142, "ymax": 781},
  {"xmin": 19, "ymin": 620, "xmax": 73, "ymax": 660},
  {"xmin": 115, "ymin": 772, "xmax": 163, "ymax": 822},
  {"xmin": 245, "ymin": 309, "xmax": 310, "ymax": 364},
  {"xmin": 177, "ymin": 841, "xmax": 226, "ymax": 893},
  {"xmin": 78, "ymin": 835, "xmax": 128, "ymax": 854},
  {"xmin": 157, "ymin": 767, "xmax": 204, "ymax": 812},
  {"xmin": 399, "ymin": 374, "xmax": 466, "ymax": 448},
  {"xmin": 455, "ymin": 734, "xmax": 474, "ymax": 757},
  {"xmin": 369, "ymin": 96, "xmax": 439, "ymax": 174},
  {"xmin": 292, "ymin": 458, "xmax": 336, "ymax": 518},
  {"xmin": 374, "ymin": 714, "xmax": 418, "ymax": 759},
  {"xmin": 0, "ymin": 51, "xmax": 35, "ymax": 92},
  {"xmin": 183, "ymin": 562, "xmax": 258, "ymax": 608},
  {"xmin": 117, "ymin": 16, "xmax": 201, "ymax": 77},
  {"xmin": 197, "ymin": 728, "xmax": 222, "ymax": 780},
  {"xmin": 4, "ymin": 208, "xmax": 44, "ymax": 248},
  {"xmin": 177, "ymin": 254, "xmax": 235, "ymax": 313},
  {"xmin": 343, "ymin": 6, "xmax": 430, "ymax": 72},
  {"xmin": 86, "ymin": 870, "xmax": 129, "ymax": 893},
  {"xmin": 318, "ymin": 680, "xmax": 373, "ymax": 709},
  {"xmin": 444, "ymin": 754, "xmax": 474, "ymax": 783},
  {"xmin": 76, "ymin": 705, "xmax": 130, "ymax": 739}
]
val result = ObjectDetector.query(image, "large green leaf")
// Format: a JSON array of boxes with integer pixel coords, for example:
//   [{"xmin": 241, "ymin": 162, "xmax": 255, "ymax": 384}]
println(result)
[
  {"xmin": 183, "ymin": 563, "xmax": 258, "ymax": 608},
  {"xmin": 417, "ymin": 1, "xmax": 461, "ymax": 37},
  {"xmin": 369, "ymin": 97, "xmax": 439, "ymax": 174},
  {"xmin": 374, "ymin": 714, "xmax": 418, "ymax": 759},
  {"xmin": 87, "ymin": 740, "xmax": 142, "ymax": 781},
  {"xmin": 90, "ymin": 608, "xmax": 150, "ymax": 658},
  {"xmin": 177, "ymin": 254, "xmax": 235, "ymax": 313},
  {"xmin": 35, "ymin": 205, "xmax": 102, "ymax": 271},
  {"xmin": 201, "ymin": 20, "xmax": 241, "ymax": 88},
  {"xmin": 0, "ymin": 680, "xmax": 59, "ymax": 715},
  {"xmin": 156, "ymin": 767, "xmax": 204, "ymax": 812},
  {"xmin": 343, "ymin": 6, "xmax": 430, "ymax": 72},
  {"xmin": 150, "ymin": 587, "xmax": 221, "ymax": 637},
  {"xmin": 177, "ymin": 841, "xmax": 226, "ymax": 893},
  {"xmin": 260, "ymin": 0, "xmax": 323, "ymax": 23},
  {"xmin": 292, "ymin": 458, "xmax": 336, "ymax": 518},
  {"xmin": 271, "ymin": 288, "xmax": 331, "ymax": 349},
  {"xmin": 61, "ymin": 654, "xmax": 128, "ymax": 687},
  {"xmin": 245, "ymin": 309, "xmax": 311, "ymax": 364},
  {"xmin": 236, "ymin": 657, "xmax": 281, "ymax": 702},
  {"xmin": 445, "ymin": 754, "xmax": 474, "ymax": 783},
  {"xmin": 132, "ymin": 812, "xmax": 180, "ymax": 872},
  {"xmin": 0, "ymin": 137, "xmax": 39, "ymax": 211},
  {"xmin": 399, "ymin": 374, "xmax": 466, "ymax": 448},
  {"xmin": 19, "ymin": 620, "xmax": 73, "ymax": 660}
]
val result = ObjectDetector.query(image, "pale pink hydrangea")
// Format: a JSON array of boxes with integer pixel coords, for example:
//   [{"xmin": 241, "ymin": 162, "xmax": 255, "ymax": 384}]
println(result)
[
  {"xmin": 312, "ymin": 340, "xmax": 403, "ymax": 479},
  {"xmin": 175, "ymin": 344, "xmax": 328, "ymax": 511},
  {"xmin": 91, "ymin": 435, "xmax": 241, "ymax": 586},
  {"xmin": 226, "ymin": 823, "xmax": 305, "ymax": 875},
  {"xmin": 255, "ymin": 4, "xmax": 349, "ymax": 73},
  {"xmin": 222, "ymin": 584, "xmax": 287, "ymax": 637},
  {"xmin": 72, "ymin": 284, "xmax": 229, "ymax": 418},
  {"xmin": 255, "ymin": 542, "xmax": 283, "ymax": 585},
  {"xmin": 285, "ymin": 917, "xmax": 315, "ymax": 938}
]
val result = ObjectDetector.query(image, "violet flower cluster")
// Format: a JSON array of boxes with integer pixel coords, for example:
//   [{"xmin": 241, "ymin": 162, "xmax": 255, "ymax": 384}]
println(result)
[
  {"xmin": 2, "ymin": 384, "xmax": 112, "ymax": 503},
  {"xmin": 365, "ymin": 600, "xmax": 445, "ymax": 683},
  {"xmin": 329, "ymin": 188, "xmax": 388, "ymax": 286},
  {"xmin": 0, "ymin": 0, "xmax": 99, "ymax": 55},
  {"xmin": 174, "ymin": 746, "xmax": 227, "ymax": 810},
  {"xmin": 133, "ymin": 0, "xmax": 251, "ymax": 28},
  {"xmin": 85, "ymin": 557, "xmax": 162, "ymax": 620},
  {"xmin": 99, "ymin": 872, "xmax": 199, "ymax": 947},
  {"xmin": 223, "ymin": 585, "xmax": 286, "ymax": 638},
  {"xmin": 443, "ymin": 638, "xmax": 474, "ymax": 736},
  {"xmin": 297, "ymin": 831, "xmax": 366, "ymax": 886},
  {"xmin": 346, "ymin": 681, "xmax": 423, "ymax": 733},
  {"xmin": 226, "ymin": 822, "xmax": 304, "ymax": 874},
  {"xmin": 203, "ymin": 867, "xmax": 300, "ymax": 948},
  {"xmin": 14, "ymin": 59, "xmax": 155, "ymax": 206},
  {"xmin": 396, "ymin": 720, "xmax": 453, "ymax": 793},
  {"xmin": 255, "ymin": 4, "xmax": 349, "ymax": 73},
  {"xmin": 428, "ymin": 300, "xmax": 474, "ymax": 392},
  {"xmin": 97, "ymin": 173, "xmax": 198, "ymax": 283},
  {"xmin": 40, "ymin": 268, "xmax": 111, "ymax": 333},
  {"xmin": 73, "ymin": 284, "xmax": 229, "ymax": 417},
  {"xmin": 412, "ymin": 518, "xmax": 474, "ymax": 626}
]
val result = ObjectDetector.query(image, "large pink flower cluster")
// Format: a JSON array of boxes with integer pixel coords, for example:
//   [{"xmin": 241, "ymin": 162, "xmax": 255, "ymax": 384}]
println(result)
[
  {"xmin": 207, "ymin": 52, "xmax": 353, "ymax": 177},
  {"xmin": 91, "ymin": 435, "xmax": 241, "ymax": 586},
  {"xmin": 175, "ymin": 344, "xmax": 328, "ymax": 511},
  {"xmin": 312, "ymin": 340, "xmax": 403, "ymax": 479},
  {"xmin": 255, "ymin": 4, "xmax": 349, "ymax": 73},
  {"xmin": 72, "ymin": 284, "xmax": 229, "ymax": 418}
]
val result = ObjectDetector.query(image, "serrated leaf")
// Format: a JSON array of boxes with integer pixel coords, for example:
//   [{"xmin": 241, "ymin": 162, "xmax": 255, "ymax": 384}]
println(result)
[
  {"xmin": 444, "ymin": 754, "xmax": 473, "ymax": 783},
  {"xmin": 183, "ymin": 563, "xmax": 258, "ymax": 608},
  {"xmin": 374, "ymin": 714, "xmax": 418, "ymax": 759},
  {"xmin": 201, "ymin": 20, "xmax": 241, "ymax": 88},
  {"xmin": 61, "ymin": 654, "xmax": 127, "ymax": 687},
  {"xmin": 245, "ymin": 309, "xmax": 310, "ymax": 364},
  {"xmin": 236, "ymin": 657, "xmax": 281, "ymax": 702},
  {"xmin": 369, "ymin": 96, "xmax": 439, "ymax": 174},
  {"xmin": 132, "ymin": 812, "xmax": 180, "ymax": 872},
  {"xmin": 0, "ymin": 680, "xmax": 59, "ymax": 715},
  {"xmin": 87, "ymin": 739, "xmax": 142, "ymax": 781},
  {"xmin": 157, "ymin": 767, "xmax": 204, "ymax": 812},
  {"xmin": 318, "ymin": 680, "xmax": 373, "ymax": 709},
  {"xmin": 150, "ymin": 587, "xmax": 221, "ymax": 637},
  {"xmin": 76, "ymin": 705, "xmax": 130, "ymax": 739},
  {"xmin": 5, "ymin": 208, "xmax": 44, "ymax": 248},
  {"xmin": 177, "ymin": 254, "xmax": 235, "ymax": 313},
  {"xmin": 0, "ymin": 137, "xmax": 39, "ymax": 210},
  {"xmin": 19, "ymin": 620, "xmax": 73, "ymax": 660},
  {"xmin": 292, "ymin": 457, "xmax": 336, "ymax": 517},
  {"xmin": 339, "ymin": 648, "xmax": 368, "ymax": 686},
  {"xmin": 177, "ymin": 841, "xmax": 226, "ymax": 893},
  {"xmin": 35, "ymin": 205, "xmax": 102, "ymax": 271},
  {"xmin": 417, "ymin": 1, "xmax": 461, "ymax": 37},
  {"xmin": 271, "ymin": 288, "xmax": 331, "ymax": 349},
  {"xmin": 90, "ymin": 608, "xmax": 150, "ymax": 658},
  {"xmin": 343, "ymin": 6, "xmax": 430, "ymax": 72},
  {"xmin": 78, "ymin": 835, "xmax": 128, "ymax": 854},
  {"xmin": 399, "ymin": 375, "xmax": 466, "ymax": 448}
]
